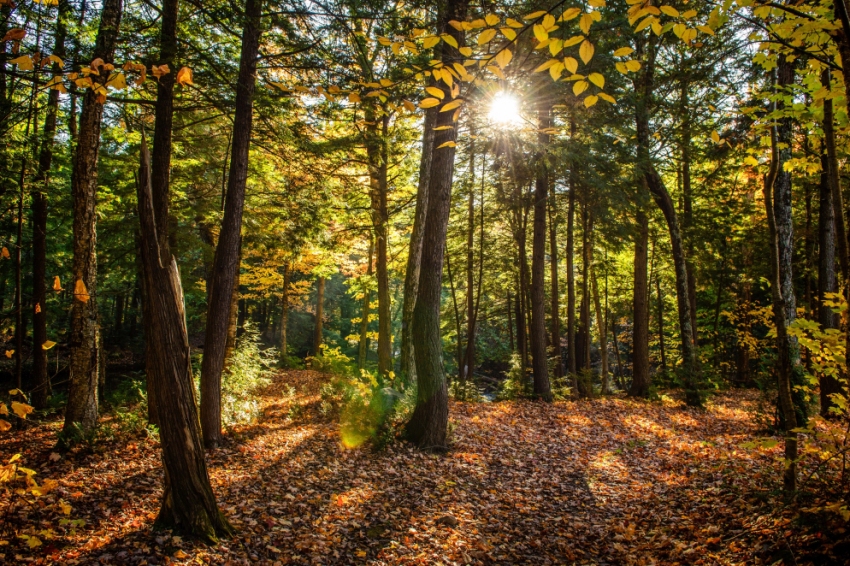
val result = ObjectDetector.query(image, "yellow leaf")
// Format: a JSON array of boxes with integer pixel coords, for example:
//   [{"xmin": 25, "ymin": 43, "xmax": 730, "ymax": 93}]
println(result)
[
  {"xmin": 500, "ymin": 28, "xmax": 516, "ymax": 41},
  {"xmin": 598, "ymin": 92, "xmax": 616, "ymax": 103},
  {"xmin": 11, "ymin": 401, "xmax": 33, "ymax": 419},
  {"xmin": 47, "ymin": 54, "xmax": 64, "ymax": 68},
  {"xmin": 105, "ymin": 72, "xmax": 127, "ymax": 90},
  {"xmin": 560, "ymin": 8, "xmax": 581, "ymax": 21},
  {"xmin": 420, "ymin": 97, "xmax": 441, "ymax": 108},
  {"xmin": 486, "ymin": 65, "xmax": 505, "ymax": 79},
  {"xmin": 579, "ymin": 41, "xmax": 594, "ymax": 64},
  {"xmin": 525, "ymin": 10, "xmax": 548, "ymax": 20},
  {"xmin": 42, "ymin": 341, "xmax": 56, "ymax": 350},
  {"xmin": 151, "ymin": 64, "xmax": 170, "ymax": 79},
  {"xmin": 403, "ymin": 100, "xmax": 416, "ymax": 112},
  {"xmin": 494, "ymin": 48, "xmax": 512, "ymax": 68},
  {"xmin": 478, "ymin": 29, "xmax": 497, "ymax": 45},
  {"xmin": 711, "ymin": 130, "xmax": 721, "ymax": 143},
  {"xmin": 534, "ymin": 59, "xmax": 557, "ymax": 73},
  {"xmin": 53, "ymin": 276, "xmax": 62, "ymax": 291},
  {"xmin": 697, "ymin": 25, "xmax": 715, "ymax": 35},
  {"xmin": 673, "ymin": 23, "xmax": 686, "ymax": 38},
  {"xmin": 625, "ymin": 59, "xmax": 641, "ymax": 72},
  {"xmin": 549, "ymin": 39, "xmax": 564, "ymax": 56},
  {"xmin": 423, "ymin": 36, "xmax": 440, "ymax": 49},
  {"xmin": 542, "ymin": 14, "xmax": 556, "ymax": 30},
  {"xmin": 588, "ymin": 0, "xmax": 606, "ymax": 7},
  {"xmin": 441, "ymin": 34, "xmax": 458, "ymax": 48},
  {"xmin": 448, "ymin": 20, "xmax": 464, "ymax": 31},
  {"xmin": 46, "ymin": 76, "xmax": 67, "ymax": 93},
  {"xmin": 563, "ymin": 57, "xmax": 578, "ymax": 74},
  {"xmin": 5, "ymin": 350, "xmax": 13, "ymax": 359},
  {"xmin": 580, "ymin": 14, "xmax": 593, "ymax": 34},
  {"xmin": 635, "ymin": 15, "xmax": 655, "ymax": 32},
  {"xmin": 425, "ymin": 86, "xmax": 445, "ymax": 99},
  {"xmin": 614, "ymin": 47, "xmax": 634, "ymax": 57},
  {"xmin": 682, "ymin": 9, "xmax": 697, "ymax": 18},
  {"xmin": 59, "ymin": 499, "xmax": 72, "ymax": 516},
  {"xmin": 682, "ymin": 28, "xmax": 697, "ymax": 42},
  {"xmin": 589, "ymin": 73, "xmax": 605, "ymax": 88},
  {"xmin": 437, "ymin": 141, "xmax": 457, "ymax": 149},
  {"xmin": 584, "ymin": 95, "xmax": 598, "ymax": 107},
  {"xmin": 0, "ymin": 419, "xmax": 10, "ymax": 432},
  {"xmin": 11, "ymin": 55, "xmax": 33, "ymax": 71},
  {"xmin": 440, "ymin": 99, "xmax": 463, "ymax": 112},
  {"xmin": 1, "ymin": 247, "xmax": 9, "ymax": 259},
  {"xmin": 660, "ymin": 6, "xmax": 679, "ymax": 17},
  {"xmin": 573, "ymin": 80, "xmax": 589, "ymax": 96},
  {"xmin": 506, "ymin": 18, "xmax": 524, "ymax": 28},
  {"xmin": 74, "ymin": 279, "xmax": 90, "ymax": 302},
  {"xmin": 2, "ymin": 28, "xmax": 26, "ymax": 42},
  {"xmin": 176, "ymin": 66, "xmax": 193, "ymax": 86},
  {"xmin": 348, "ymin": 92, "xmax": 361, "ymax": 103},
  {"xmin": 459, "ymin": 46, "xmax": 473, "ymax": 56},
  {"xmin": 173, "ymin": 550, "xmax": 189, "ymax": 559},
  {"xmin": 549, "ymin": 62, "xmax": 564, "ymax": 80},
  {"xmin": 533, "ymin": 24, "xmax": 548, "ymax": 43},
  {"xmin": 564, "ymin": 35, "xmax": 584, "ymax": 48},
  {"xmin": 0, "ymin": 403, "xmax": 6, "ymax": 415},
  {"xmin": 433, "ymin": 126, "xmax": 453, "ymax": 130},
  {"xmin": 485, "ymin": 14, "xmax": 500, "ymax": 26}
]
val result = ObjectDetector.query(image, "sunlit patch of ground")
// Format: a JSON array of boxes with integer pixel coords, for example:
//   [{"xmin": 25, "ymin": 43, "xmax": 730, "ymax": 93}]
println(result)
[{"xmin": 1, "ymin": 372, "xmax": 845, "ymax": 564}]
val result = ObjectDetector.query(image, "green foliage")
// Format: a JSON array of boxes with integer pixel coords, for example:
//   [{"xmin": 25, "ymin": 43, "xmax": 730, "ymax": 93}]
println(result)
[
  {"xmin": 498, "ymin": 353, "xmax": 529, "ymax": 400},
  {"xmin": 449, "ymin": 378, "xmax": 482, "ymax": 402},
  {"xmin": 219, "ymin": 323, "xmax": 276, "ymax": 428},
  {"xmin": 308, "ymin": 345, "xmax": 355, "ymax": 376}
]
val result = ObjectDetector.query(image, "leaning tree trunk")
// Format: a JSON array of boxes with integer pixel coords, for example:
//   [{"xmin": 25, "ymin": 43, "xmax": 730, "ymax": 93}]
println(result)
[
  {"xmin": 137, "ymin": 137, "xmax": 234, "ymax": 542},
  {"xmin": 529, "ymin": 103, "xmax": 553, "ymax": 401},
  {"xmin": 399, "ymin": 108, "xmax": 435, "ymax": 385},
  {"xmin": 63, "ymin": 0, "xmax": 123, "ymax": 436},
  {"xmin": 32, "ymin": 0, "xmax": 70, "ymax": 409},
  {"xmin": 405, "ymin": 0, "xmax": 468, "ymax": 450},
  {"xmin": 200, "ymin": 0, "xmax": 262, "ymax": 448}
]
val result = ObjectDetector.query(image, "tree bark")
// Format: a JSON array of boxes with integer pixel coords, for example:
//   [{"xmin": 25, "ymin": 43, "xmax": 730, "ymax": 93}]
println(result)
[
  {"xmin": 64, "ymin": 0, "xmax": 123, "ymax": 436},
  {"xmin": 136, "ymin": 137, "xmax": 234, "ymax": 542},
  {"xmin": 313, "ymin": 276, "xmax": 325, "ymax": 356},
  {"xmin": 818, "ymin": 144, "xmax": 841, "ymax": 414},
  {"xmin": 279, "ymin": 261, "xmax": 290, "ymax": 363},
  {"xmin": 358, "ymin": 236, "xmax": 373, "ymax": 370},
  {"xmin": 680, "ymin": 79, "xmax": 698, "ymax": 346},
  {"xmin": 399, "ymin": 108, "xmax": 435, "ymax": 385},
  {"xmin": 549, "ymin": 196, "xmax": 563, "ymax": 379},
  {"xmin": 630, "ymin": 209, "xmax": 651, "ymax": 398},
  {"xmin": 200, "ymin": 0, "xmax": 262, "ymax": 448},
  {"xmin": 405, "ymin": 0, "xmax": 468, "ymax": 450},
  {"xmin": 591, "ymin": 262, "xmax": 609, "ymax": 394},
  {"xmin": 567, "ymin": 115, "xmax": 578, "ymax": 380},
  {"xmin": 529, "ymin": 103, "xmax": 553, "ymax": 401}
]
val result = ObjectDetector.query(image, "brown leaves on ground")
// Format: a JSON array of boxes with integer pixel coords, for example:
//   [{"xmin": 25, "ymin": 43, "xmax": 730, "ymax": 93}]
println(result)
[{"xmin": 0, "ymin": 371, "xmax": 846, "ymax": 564}]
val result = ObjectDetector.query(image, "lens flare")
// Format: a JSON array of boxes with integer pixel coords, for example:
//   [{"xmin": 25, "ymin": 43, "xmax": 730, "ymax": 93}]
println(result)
[{"xmin": 488, "ymin": 92, "xmax": 523, "ymax": 127}]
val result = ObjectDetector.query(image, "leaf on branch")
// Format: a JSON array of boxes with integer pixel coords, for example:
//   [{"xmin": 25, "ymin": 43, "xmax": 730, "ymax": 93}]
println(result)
[
  {"xmin": 441, "ymin": 34, "xmax": 458, "ymax": 48},
  {"xmin": 573, "ymin": 80, "xmax": 589, "ymax": 96},
  {"xmin": 42, "ymin": 341, "xmax": 56, "ymax": 350},
  {"xmin": 525, "ymin": 10, "xmax": 548, "ymax": 20},
  {"xmin": 584, "ymin": 95, "xmax": 598, "ymax": 107},
  {"xmin": 11, "ymin": 401, "xmax": 33, "ymax": 419},
  {"xmin": 11, "ymin": 55, "xmax": 33, "ymax": 71},
  {"xmin": 2, "ymin": 28, "xmax": 25, "ymax": 42},
  {"xmin": 478, "ymin": 29, "xmax": 497, "ymax": 45},
  {"xmin": 74, "ymin": 279, "xmax": 90, "ymax": 303},
  {"xmin": 436, "ymin": 141, "xmax": 456, "ymax": 148},
  {"xmin": 425, "ymin": 86, "xmax": 445, "ymax": 99},
  {"xmin": 614, "ymin": 47, "xmax": 634, "ymax": 57},
  {"xmin": 176, "ymin": 66, "xmax": 193, "ymax": 86},
  {"xmin": 420, "ymin": 97, "xmax": 441, "ymax": 108},
  {"xmin": 589, "ymin": 73, "xmax": 605, "ymax": 88},
  {"xmin": 440, "ymin": 99, "xmax": 464, "ymax": 112},
  {"xmin": 579, "ymin": 41, "xmax": 594, "ymax": 64}
]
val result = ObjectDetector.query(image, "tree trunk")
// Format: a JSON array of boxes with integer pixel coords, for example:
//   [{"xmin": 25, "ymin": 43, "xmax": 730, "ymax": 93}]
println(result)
[
  {"xmin": 313, "ymin": 276, "xmax": 325, "ymax": 356},
  {"xmin": 507, "ymin": 292, "xmax": 514, "ymax": 353},
  {"xmin": 655, "ymin": 268, "xmax": 667, "ymax": 374},
  {"xmin": 405, "ymin": 0, "xmax": 468, "ymax": 450},
  {"xmin": 567, "ymin": 115, "xmax": 578, "ymax": 380},
  {"xmin": 765, "ymin": 108, "xmax": 799, "ymax": 494},
  {"xmin": 136, "ymin": 137, "xmax": 234, "ymax": 542},
  {"xmin": 279, "ymin": 261, "xmax": 290, "ymax": 363},
  {"xmin": 630, "ymin": 209, "xmax": 651, "ymax": 398},
  {"xmin": 358, "ymin": 236, "xmax": 373, "ymax": 370},
  {"xmin": 591, "ymin": 262, "xmax": 609, "ymax": 394},
  {"xmin": 529, "ymin": 104, "xmax": 553, "ymax": 401},
  {"xmin": 399, "ymin": 108, "xmax": 435, "ymax": 385},
  {"xmin": 549, "ymin": 196, "xmax": 563, "ymax": 379},
  {"xmin": 611, "ymin": 311, "xmax": 625, "ymax": 389},
  {"xmin": 200, "ymin": 0, "xmax": 262, "ymax": 448},
  {"xmin": 680, "ymin": 79, "xmax": 698, "ymax": 346},
  {"xmin": 818, "ymin": 145, "xmax": 841, "ymax": 414},
  {"xmin": 64, "ymin": 0, "xmax": 123, "ymax": 436}
]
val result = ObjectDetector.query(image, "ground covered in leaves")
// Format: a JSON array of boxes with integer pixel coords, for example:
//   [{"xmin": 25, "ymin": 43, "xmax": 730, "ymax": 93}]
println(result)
[{"xmin": 2, "ymin": 370, "xmax": 847, "ymax": 565}]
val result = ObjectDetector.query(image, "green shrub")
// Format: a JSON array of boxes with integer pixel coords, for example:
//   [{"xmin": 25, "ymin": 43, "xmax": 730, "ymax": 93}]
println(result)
[
  {"xmin": 449, "ymin": 378, "xmax": 482, "ymax": 401},
  {"xmin": 498, "ymin": 353, "xmax": 529, "ymax": 400},
  {"xmin": 215, "ymin": 322, "xmax": 276, "ymax": 428},
  {"xmin": 308, "ymin": 345, "xmax": 354, "ymax": 376}
]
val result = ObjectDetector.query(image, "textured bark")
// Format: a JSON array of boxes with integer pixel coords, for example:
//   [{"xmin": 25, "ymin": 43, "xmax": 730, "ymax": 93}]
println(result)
[
  {"xmin": 137, "ymin": 138, "xmax": 234, "ymax": 542},
  {"xmin": 64, "ymin": 0, "xmax": 123, "ymax": 436},
  {"xmin": 630, "ymin": 210, "xmax": 651, "ymax": 398},
  {"xmin": 655, "ymin": 268, "xmax": 667, "ymax": 373},
  {"xmin": 279, "ymin": 262, "xmax": 290, "ymax": 362},
  {"xmin": 549, "ymin": 198, "xmax": 563, "ymax": 378},
  {"xmin": 358, "ymin": 237, "xmax": 373, "ymax": 370},
  {"xmin": 313, "ymin": 276, "xmax": 325, "ymax": 356},
  {"xmin": 200, "ymin": 0, "xmax": 262, "ymax": 447},
  {"xmin": 399, "ymin": 108, "xmax": 435, "ymax": 384},
  {"xmin": 592, "ymin": 264, "xmax": 609, "ymax": 393},
  {"xmin": 507, "ymin": 292, "xmax": 514, "ymax": 352},
  {"xmin": 765, "ymin": 115, "xmax": 798, "ymax": 494},
  {"xmin": 680, "ymin": 80, "xmax": 698, "ymax": 346},
  {"xmin": 567, "ymin": 114, "xmax": 578, "ymax": 380},
  {"xmin": 529, "ymin": 104, "xmax": 553, "ymax": 401},
  {"xmin": 405, "ymin": 0, "xmax": 467, "ymax": 450},
  {"xmin": 818, "ymin": 146, "xmax": 841, "ymax": 415}
]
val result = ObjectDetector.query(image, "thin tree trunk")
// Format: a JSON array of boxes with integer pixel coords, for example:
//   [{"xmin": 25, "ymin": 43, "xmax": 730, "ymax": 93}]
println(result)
[
  {"xmin": 529, "ymin": 103, "xmax": 553, "ymax": 401},
  {"xmin": 313, "ymin": 276, "xmax": 325, "ymax": 356},
  {"xmin": 818, "ymin": 144, "xmax": 841, "ymax": 414},
  {"xmin": 279, "ymin": 261, "xmax": 290, "ymax": 363},
  {"xmin": 549, "ymin": 197, "xmax": 563, "ymax": 378},
  {"xmin": 405, "ymin": 0, "xmax": 468, "ymax": 450},
  {"xmin": 64, "ymin": 0, "xmax": 123, "ymax": 436},
  {"xmin": 680, "ymin": 79, "xmax": 698, "ymax": 346},
  {"xmin": 611, "ymin": 311, "xmax": 625, "ymax": 389},
  {"xmin": 507, "ymin": 292, "xmax": 514, "ymax": 353},
  {"xmin": 567, "ymin": 115, "xmax": 578, "ymax": 380},
  {"xmin": 200, "ymin": 0, "xmax": 262, "ymax": 448},
  {"xmin": 399, "ymin": 108, "xmax": 435, "ymax": 385},
  {"xmin": 358, "ymin": 236, "xmax": 373, "ymax": 370},
  {"xmin": 591, "ymin": 262, "xmax": 609, "ymax": 394},
  {"xmin": 655, "ymin": 268, "xmax": 667, "ymax": 374},
  {"xmin": 463, "ymin": 133, "xmax": 476, "ymax": 389},
  {"xmin": 630, "ymin": 209, "xmax": 651, "ymax": 398}
]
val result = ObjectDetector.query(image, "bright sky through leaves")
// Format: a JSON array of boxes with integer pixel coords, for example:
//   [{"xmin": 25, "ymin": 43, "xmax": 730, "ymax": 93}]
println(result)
[{"xmin": 487, "ymin": 91, "xmax": 522, "ymax": 128}]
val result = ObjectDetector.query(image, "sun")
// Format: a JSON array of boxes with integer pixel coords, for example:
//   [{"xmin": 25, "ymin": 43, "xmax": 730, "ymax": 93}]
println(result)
[{"xmin": 488, "ymin": 91, "xmax": 523, "ymax": 127}]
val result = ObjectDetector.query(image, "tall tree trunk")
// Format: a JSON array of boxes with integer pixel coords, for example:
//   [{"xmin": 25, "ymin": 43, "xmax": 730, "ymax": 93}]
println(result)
[
  {"xmin": 680, "ymin": 79, "xmax": 698, "ymax": 346},
  {"xmin": 529, "ymin": 103, "xmax": 553, "ymax": 401},
  {"xmin": 313, "ymin": 276, "xmax": 325, "ymax": 356},
  {"xmin": 63, "ymin": 0, "xmax": 123, "ymax": 436},
  {"xmin": 463, "ymin": 134, "xmax": 476, "ymax": 389},
  {"xmin": 765, "ymin": 105, "xmax": 799, "ymax": 494},
  {"xmin": 591, "ymin": 262, "xmax": 609, "ymax": 394},
  {"xmin": 634, "ymin": 32, "xmax": 700, "ymax": 405},
  {"xmin": 366, "ymin": 110, "xmax": 392, "ymax": 377},
  {"xmin": 358, "ymin": 236, "xmax": 373, "ymax": 370},
  {"xmin": 611, "ymin": 311, "xmax": 625, "ymax": 389},
  {"xmin": 549, "ymin": 197, "xmax": 563, "ymax": 379},
  {"xmin": 31, "ymin": 0, "xmax": 69, "ymax": 406},
  {"xmin": 818, "ymin": 145, "xmax": 841, "ymax": 415},
  {"xmin": 279, "ymin": 261, "xmax": 290, "ymax": 363},
  {"xmin": 630, "ymin": 209, "xmax": 651, "ymax": 398},
  {"xmin": 405, "ymin": 0, "xmax": 468, "ymax": 450},
  {"xmin": 136, "ymin": 137, "xmax": 234, "ymax": 541},
  {"xmin": 507, "ymin": 292, "xmax": 514, "ymax": 353},
  {"xmin": 655, "ymin": 268, "xmax": 667, "ymax": 374},
  {"xmin": 399, "ymin": 108, "xmax": 435, "ymax": 384},
  {"xmin": 200, "ymin": 0, "xmax": 262, "ymax": 448},
  {"xmin": 567, "ymin": 115, "xmax": 578, "ymax": 380}
]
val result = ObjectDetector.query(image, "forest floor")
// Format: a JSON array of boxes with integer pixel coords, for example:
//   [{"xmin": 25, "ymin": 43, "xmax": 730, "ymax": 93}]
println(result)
[{"xmin": 1, "ymin": 369, "xmax": 847, "ymax": 565}]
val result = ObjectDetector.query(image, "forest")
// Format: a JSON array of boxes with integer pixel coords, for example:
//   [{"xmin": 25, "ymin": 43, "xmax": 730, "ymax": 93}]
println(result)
[{"xmin": 1, "ymin": 0, "xmax": 850, "ymax": 563}]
